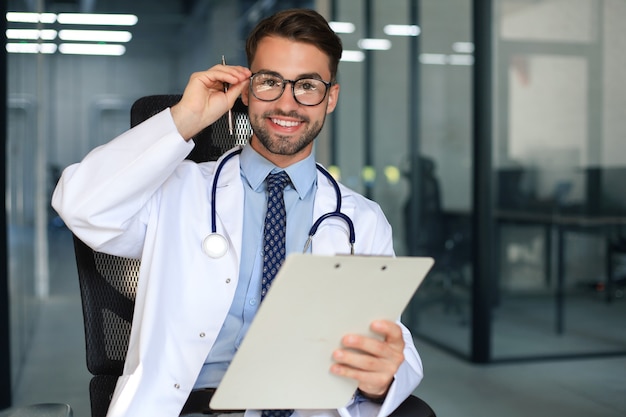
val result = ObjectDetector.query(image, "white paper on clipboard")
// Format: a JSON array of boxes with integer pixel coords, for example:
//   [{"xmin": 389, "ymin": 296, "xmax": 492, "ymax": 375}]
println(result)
[{"xmin": 209, "ymin": 254, "xmax": 434, "ymax": 411}]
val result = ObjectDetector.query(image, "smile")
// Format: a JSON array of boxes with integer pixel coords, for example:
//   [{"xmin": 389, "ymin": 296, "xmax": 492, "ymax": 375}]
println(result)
[{"xmin": 271, "ymin": 118, "xmax": 302, "ymax": 128}]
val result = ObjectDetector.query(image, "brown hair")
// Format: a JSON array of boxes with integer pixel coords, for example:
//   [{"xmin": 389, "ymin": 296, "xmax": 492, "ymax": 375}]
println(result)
[{"xmin": 245, "ymin": 9, "xmax": 343, "ymax": 82}]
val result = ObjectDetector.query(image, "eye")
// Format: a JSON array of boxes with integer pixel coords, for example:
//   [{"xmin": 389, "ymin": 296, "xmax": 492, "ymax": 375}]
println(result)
[
  {"xmin": 298, "ymin": 80, "xmax": 318, "ymax": 91},
  {"xmin": 262, "ymin": 76, "xmax": 282, "ymax": 88}
]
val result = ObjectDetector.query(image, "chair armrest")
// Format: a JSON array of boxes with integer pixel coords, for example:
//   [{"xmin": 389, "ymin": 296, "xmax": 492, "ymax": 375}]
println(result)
[{"xmin": 389, "ymin": 395, "xmax": 436, "ymax": 417}]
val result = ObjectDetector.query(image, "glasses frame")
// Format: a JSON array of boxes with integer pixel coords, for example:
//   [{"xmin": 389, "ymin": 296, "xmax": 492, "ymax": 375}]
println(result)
[{"xmin": 249, "ymin": 72, "xmax": 333, "ymax": 107}]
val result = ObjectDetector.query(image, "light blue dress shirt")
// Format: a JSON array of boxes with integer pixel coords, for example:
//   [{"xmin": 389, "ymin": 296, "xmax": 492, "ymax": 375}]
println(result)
[{"xmin": 194, "ymin": 144, "xmax": 317, "ymax": 388}]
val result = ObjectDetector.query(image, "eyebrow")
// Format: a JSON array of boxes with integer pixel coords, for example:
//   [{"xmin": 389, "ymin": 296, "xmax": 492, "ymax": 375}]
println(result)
[{"xmin": 254, "ymin": 69, "xmax": 326, "ymax": 81}]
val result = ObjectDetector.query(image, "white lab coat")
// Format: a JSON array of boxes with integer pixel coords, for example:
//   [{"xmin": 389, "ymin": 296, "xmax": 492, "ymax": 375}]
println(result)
[{"xmin": 52, "ymin": 109, "xmax": 423, "ymax": 417}]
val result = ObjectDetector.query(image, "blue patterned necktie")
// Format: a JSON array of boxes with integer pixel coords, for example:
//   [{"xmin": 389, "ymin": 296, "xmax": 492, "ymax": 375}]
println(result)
[
  {"xmin": 261, "ymin": 171, "xmax": 290, "ymax": 300},
  {"xmin": 260, "ymin": 171, "xmax": 293, "ymax": 417}
]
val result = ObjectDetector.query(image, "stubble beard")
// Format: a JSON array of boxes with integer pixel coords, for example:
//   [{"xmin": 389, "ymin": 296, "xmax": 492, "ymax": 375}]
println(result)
[{"xmin": 250, "ymin": 110, "xmax": 326, "ymax": 156}]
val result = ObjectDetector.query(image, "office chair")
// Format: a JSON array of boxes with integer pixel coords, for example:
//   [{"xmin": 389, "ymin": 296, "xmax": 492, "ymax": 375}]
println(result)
[
  {"xmin": 405, "ymin": 157, "xmax": 470, "ymax": 321},
  {"xmin": 72, "ymin": 95, "xmax": 435, "ymax": 417}
]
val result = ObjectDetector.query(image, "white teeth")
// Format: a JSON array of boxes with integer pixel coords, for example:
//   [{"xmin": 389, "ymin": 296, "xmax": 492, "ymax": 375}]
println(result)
[{"xmin": 272, "ymin": 118, "xmax": 300, "ymax": 128}]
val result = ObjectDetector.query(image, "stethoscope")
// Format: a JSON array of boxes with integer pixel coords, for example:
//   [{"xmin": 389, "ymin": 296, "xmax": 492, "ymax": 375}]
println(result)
[{"xmin": 202, "ymin": 148, "xmax": 356, "ymax": 258}]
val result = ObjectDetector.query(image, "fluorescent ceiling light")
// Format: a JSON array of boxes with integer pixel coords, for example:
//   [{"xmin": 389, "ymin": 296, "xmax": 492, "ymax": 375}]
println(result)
[
  {"xmin": 419, "ymin": 53, "xmax": 447, "ymax": 65},
  {"xmin": 383, "ymin": 24, "xmax": 421, "ymax": 37},
  {"xmin": 57, "ymin": 13, "xmax": 138, "ymax": 26},
  {"xmin": 59, "ymin": 29, "xmax": 132, "ymax": 43},
  {"xmin": 6, "ymin": 12, "xmax": 57, "ymax": 24},
  {"xmin": 329, "ymin": 21, "xmax": 355, "ymax": 34},
  {"xmin": 59, "ymin": 43, "xmax": 126, "ymax": 56},
  {"xmin": 357, "ymin": 38, "xmax": 392, "ymax": 50},
  {"xmin": 6, "ymin": 42, "xmax": 57, "ymax": 54},
  {"xmin": 419, "ymin": 53, "xmax": 475, "ymax": 66},
  {"xmin": 6, "ymin": 29, "xmax": 57, "ymax": 40},
  {"xmin": 341, "ymin": 50, "xmax": 365, "ymax": 62},
  {"xmin": 448, "ymin": 54, "xmax": 474, "ymax": 66},
  {"xmin": 452, "ymin": 42, "xmax": 474, "ymax": 53}
]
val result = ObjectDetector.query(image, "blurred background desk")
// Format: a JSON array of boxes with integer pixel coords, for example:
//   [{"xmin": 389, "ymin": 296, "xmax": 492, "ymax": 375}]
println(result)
[{"xmin": 496, "ymin": 210, "xmax": 626, "ymax": 334}]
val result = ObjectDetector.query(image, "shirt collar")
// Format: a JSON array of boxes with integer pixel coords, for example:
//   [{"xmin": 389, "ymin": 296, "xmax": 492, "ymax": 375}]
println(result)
[{"xmin": 240, "ymin": 144, "xmax": 317, "ymax": 200}]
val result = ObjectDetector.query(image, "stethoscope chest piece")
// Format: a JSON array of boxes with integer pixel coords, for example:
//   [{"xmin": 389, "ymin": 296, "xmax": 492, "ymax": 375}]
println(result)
[{"xmin": 202, "ymin": 233, "xmax": 228, "ymax": 259}]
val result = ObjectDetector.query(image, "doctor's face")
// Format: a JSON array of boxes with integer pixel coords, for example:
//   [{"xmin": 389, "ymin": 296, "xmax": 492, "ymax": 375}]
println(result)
[{"xmin": 242, "ymin": 35, "xmax": 340, "ymax": 168}]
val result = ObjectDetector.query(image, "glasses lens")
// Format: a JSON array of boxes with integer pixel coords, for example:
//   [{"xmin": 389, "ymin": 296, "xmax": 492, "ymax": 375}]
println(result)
[
  {"xmin": 294, "ymin": 79, "xmax": 327, "ymax": 106},
  {"xmin": 251, "ymin": 73, "xmax": 284, "ymax": 101},
  {"xmin": 251, "ymin": 73, "xmax": 329, "ymax": 106}
]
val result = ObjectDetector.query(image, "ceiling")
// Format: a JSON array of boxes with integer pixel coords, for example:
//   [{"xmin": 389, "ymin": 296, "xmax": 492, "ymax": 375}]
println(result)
[
  {"xmin": 7, "ymin": 0, "xmax": 314, "ymax": 55},
  {"xmin": 7, "ymin": 0, "xmax": 222, "ymax": 55}
]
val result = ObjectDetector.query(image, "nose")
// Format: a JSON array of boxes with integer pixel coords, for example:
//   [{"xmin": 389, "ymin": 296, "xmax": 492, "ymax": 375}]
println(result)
[{"xmin": 275, "ymin": 81, "xmax": 300, "ymax": 109}]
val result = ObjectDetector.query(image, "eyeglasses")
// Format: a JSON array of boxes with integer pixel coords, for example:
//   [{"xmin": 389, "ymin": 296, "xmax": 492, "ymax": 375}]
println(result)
[{"xmin": 249, "ymin": 72, "xmax": 332, "ymax": 106}]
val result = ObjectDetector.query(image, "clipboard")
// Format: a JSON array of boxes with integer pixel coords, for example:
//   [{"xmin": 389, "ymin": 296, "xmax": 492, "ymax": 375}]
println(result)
[{"xmin": 209, "ymin": 254, "xmax": 434, "ymax": 410}]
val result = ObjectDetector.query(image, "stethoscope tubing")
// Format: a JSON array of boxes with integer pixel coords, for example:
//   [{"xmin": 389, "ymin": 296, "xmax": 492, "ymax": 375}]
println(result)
[
  {"xmin": 206, "ymin": 147, "xmax": 356, "ymax": 257},
  {"xmin": 210, "ymin": 149, "xmax": 243, "ymax": 234}
]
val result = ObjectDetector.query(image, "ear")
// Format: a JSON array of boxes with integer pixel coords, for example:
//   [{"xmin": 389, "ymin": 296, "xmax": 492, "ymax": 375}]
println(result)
[{"xmin": 326, "ymin": 83, "xmax": 340, "ymax": 114}]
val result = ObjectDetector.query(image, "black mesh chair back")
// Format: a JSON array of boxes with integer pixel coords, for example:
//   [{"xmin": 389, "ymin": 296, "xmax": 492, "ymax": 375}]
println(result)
[
  {"xmin": 72, "ymin": 95, "xmax": 249, "ymax": 417},
  {"xmin": 130, "ymin": 95, "xmax": 251, "ymax": 161},
  {"xmin": 72, "ymin": 95, "xmax": 435, "ymax": 417}
]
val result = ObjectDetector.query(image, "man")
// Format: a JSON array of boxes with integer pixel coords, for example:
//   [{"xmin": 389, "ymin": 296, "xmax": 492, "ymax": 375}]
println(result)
[{"xmin": 52, "ymin": 8, "xmax": 423, "ymax": 417}]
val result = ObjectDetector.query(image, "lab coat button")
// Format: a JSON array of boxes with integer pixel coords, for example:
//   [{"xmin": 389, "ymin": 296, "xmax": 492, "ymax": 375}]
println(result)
[
  {"xmin": 174, "ymin": 383, "xmax": 180, "ymax": 389},
  {"xmin": 225, "ymin": 278, "xmax": 231, "ymax": 284},
  {"xmin": 199, "ymin": 332, "xmax": 206, "ymax": 338}
]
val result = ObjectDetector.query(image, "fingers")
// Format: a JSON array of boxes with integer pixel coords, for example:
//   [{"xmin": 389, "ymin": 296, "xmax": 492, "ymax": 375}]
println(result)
[
  {"xmin": 191, "ymin": 64, "xmax": 251, "ymax": 103},
  {"xmin": 185, "ymin": 64, "xmax": 251, "ymax": 112},
  {"xmin": 171, "ymin": 64, "xmax": 251, "ymax": 140},
  {"xmin": 331, "ymin": 320, "xmax": 405, "ymax": 398}
]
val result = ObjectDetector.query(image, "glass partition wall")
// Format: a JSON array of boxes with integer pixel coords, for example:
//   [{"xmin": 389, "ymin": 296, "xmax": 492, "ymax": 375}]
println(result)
[
  {"xmin": 491, "ymin": 0, "xmax": 626, "ymax": 360},
  {"xmin": 333, "ymin": 0, "xmax": 626, "ymax": 362},
  {"xmin": 6, "ymin": 4, "xmax": 51, "ymax": 392}
]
